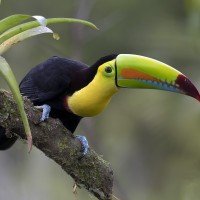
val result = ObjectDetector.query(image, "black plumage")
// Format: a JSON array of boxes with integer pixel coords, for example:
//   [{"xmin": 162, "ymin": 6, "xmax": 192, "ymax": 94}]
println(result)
[
  {"xmin": 20, "ymin": 56, "xmax": 89, "ymax": 132},
  {"xmin": 0, "ymin": 54, "xmax": 117, "ymax": 150},
  {"xmin": 20, "ymin": 56, "xmax": 88, "ymax": 104}
]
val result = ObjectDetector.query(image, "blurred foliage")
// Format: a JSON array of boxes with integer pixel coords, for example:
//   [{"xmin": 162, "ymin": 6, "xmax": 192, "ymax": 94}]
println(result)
[
  {"xmin": 0, "ymin": 12, "xmax": 96, "ymax": 152},
  {"xmin": 0, "ymin": 0, "xmax": 200, "ymax": 200}
]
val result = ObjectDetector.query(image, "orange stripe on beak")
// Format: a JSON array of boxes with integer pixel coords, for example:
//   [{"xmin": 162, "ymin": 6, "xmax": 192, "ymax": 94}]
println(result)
[{"xmin": 121, "ymin": 68, "xmax": 158, "ymax": 82}]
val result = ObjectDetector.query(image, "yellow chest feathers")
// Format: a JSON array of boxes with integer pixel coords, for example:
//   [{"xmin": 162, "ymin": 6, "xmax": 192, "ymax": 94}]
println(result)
[{"xmin": 67, "ymin": 70, "xmax": 119, "ymax": 117}]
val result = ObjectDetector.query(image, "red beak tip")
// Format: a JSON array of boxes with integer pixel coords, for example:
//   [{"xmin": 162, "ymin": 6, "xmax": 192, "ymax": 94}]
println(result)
[
  {"xmin": 176, "ymin": 74, "xmax": 200, "ymax": 102},
  {"xmin": 196, "ymin": 95, "xmax": 200, "ymax": 102}
]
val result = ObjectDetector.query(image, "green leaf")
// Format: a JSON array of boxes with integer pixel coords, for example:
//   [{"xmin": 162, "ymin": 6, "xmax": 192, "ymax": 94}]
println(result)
[
  {"xmin": 46, "ymin": 18, "xmax": 98, "ymax": 29},
  {"xmin": 0, "ymin": 15, "xmax": 97, "ymax": 152},
  {"xmin": 0, "ymin": 26, "xmax": 53, "ymax": 55},
  {"xmin": 0, "ymin": 56, "xmax": 31, "ymax": 139},
  {"xmin": 0, "ymin": 17, "xmax": 97, "ymax": 45},
  {"xmin": 0, "ymin": 14, "xmax": 50, "ymax": 34},
  {"xmin": 0, "ymin": 14, "xmax": 31, "ymax": 34}
]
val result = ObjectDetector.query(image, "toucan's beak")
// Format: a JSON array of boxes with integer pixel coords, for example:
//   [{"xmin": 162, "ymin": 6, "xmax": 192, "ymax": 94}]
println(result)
[{"xmin": 115, "ymin": 54, "xmax": 200, "ymax": 101}]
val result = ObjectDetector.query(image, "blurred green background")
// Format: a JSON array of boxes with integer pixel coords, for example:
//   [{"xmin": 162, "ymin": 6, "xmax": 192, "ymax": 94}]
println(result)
[{"xmin": 0, "ymin": 0, "xmax": 200, "ymax": 199}]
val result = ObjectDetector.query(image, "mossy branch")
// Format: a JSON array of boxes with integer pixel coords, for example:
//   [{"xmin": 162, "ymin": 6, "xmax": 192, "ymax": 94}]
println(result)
[{"xmin": 0, "ymin": 90, "xmax": 113, "ymax": 200}]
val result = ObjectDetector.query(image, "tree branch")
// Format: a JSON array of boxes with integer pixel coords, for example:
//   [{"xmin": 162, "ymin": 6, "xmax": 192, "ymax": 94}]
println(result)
[{"xmin": 0, "ymin": 90, "xmax": 113, "ymax": 200}]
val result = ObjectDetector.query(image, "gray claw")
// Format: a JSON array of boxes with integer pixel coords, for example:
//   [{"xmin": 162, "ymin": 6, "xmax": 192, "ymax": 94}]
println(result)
[
  {"xmin": 35, "ymin": 104, "xmax": 51, "ymax": 122},
  {"xmin": 76, "ymin": 135, "xmax": 89, "ymax": 158}
]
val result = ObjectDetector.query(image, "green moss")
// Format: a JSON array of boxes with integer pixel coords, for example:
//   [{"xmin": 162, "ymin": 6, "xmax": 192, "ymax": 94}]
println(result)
[{"xmin": 57, "ymin": 139, "xmax": 68, "ymax": 151}]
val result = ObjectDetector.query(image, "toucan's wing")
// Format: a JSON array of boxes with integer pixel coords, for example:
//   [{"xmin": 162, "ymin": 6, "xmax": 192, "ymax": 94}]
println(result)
[
  {"xmin": 20, "ymin": 56, "xmax": 88, "ymax": 104},
  {"xmin": 50, "ymin": 109, "xmax": 82, "ymax": 132}
]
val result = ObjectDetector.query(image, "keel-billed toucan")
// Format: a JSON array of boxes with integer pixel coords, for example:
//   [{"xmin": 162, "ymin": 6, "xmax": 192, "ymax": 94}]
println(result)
[{"xmin": 0, "ymin": 54, "xmax": 199, "ymax": 155}]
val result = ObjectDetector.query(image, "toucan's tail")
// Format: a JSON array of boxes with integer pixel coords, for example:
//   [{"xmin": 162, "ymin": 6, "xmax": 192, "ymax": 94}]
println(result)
[{"xmin": 0, "ymin": 126, "xmax": 17, "ymax": 150}]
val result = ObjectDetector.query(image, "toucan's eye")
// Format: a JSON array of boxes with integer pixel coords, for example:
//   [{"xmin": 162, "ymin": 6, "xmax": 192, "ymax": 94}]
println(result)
[
  {"xmin": 102, "ymin": 65, "xmax": 114, "ymax": 77},
  {"xmin": 105, "ymin": 66, "xmax": 112, "ymax": 73}
]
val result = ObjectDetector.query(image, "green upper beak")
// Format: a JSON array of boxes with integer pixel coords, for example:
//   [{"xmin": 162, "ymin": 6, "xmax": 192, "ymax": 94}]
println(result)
[{"xmin": 115, "ymin": 54, "xmax": 200, "ymax": 101}]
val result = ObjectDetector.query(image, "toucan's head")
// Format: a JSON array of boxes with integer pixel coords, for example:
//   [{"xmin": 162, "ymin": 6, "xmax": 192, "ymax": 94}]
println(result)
[
  {"xmin": 68, "ymin": 54, "xmax": 199, "ymax": 117},
  {"xmin": 96, "ymin": 54, "xmax": 200, "ymax": 101}
]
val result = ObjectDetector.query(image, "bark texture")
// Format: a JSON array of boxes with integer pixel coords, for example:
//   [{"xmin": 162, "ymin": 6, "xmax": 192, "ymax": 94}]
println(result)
[{"xmin": 0, "ymin": 90, "xmax": 113, "ymax": 200}]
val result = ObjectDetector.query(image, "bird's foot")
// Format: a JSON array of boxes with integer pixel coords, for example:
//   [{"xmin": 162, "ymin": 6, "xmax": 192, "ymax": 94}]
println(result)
[
  {"xmin": 35, "ymin": 104, "xmax": 51, "ymax": 122},
  {"xmin": 76, "ymin": 135, "xmax": 89, "ymax": 159}
]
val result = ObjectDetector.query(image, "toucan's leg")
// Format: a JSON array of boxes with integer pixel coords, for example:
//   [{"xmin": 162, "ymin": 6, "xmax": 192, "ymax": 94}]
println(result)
[
  {"xmin": 76, "ymin": 135, "xmax": 89, "ymax": 158},
  {"xmin": 35, "ymin": 104, "xmax": 51, "ymax": 122}
]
